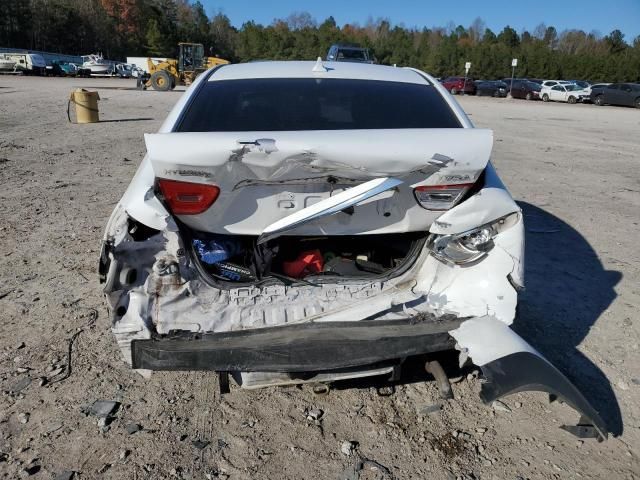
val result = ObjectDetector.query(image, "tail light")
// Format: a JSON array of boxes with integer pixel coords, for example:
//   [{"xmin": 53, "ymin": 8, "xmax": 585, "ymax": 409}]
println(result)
[
  {"xmin": 413, "ymin": 183, "xmax": 474, "ymax": 211},
  {"xmin": 156, "ymin": 178, "xmax": 220, "ymax": 215}
]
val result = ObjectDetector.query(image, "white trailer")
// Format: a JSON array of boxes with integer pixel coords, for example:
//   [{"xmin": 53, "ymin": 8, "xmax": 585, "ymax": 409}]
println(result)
[
  {"xmin": 3, "ymin": 53, "xmax": 46, "ymax": 75},
  {"xmin": 126, "ymin": 56, "xmax": 168, "ymax": 74}
]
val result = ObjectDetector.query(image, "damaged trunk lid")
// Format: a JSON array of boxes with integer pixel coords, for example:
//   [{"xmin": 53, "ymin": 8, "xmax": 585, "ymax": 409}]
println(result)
[{"xmin": 145, "ymin": 128, "xmax": 493, "ymax": 236}]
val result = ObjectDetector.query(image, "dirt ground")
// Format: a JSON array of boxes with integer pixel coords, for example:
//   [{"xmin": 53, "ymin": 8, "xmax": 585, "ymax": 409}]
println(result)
[{"xmin": 0, "ymin": 75, "xmax": 638, "ymax": 480}]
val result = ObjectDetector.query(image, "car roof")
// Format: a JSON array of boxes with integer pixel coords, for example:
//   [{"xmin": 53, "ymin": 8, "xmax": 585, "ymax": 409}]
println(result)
[
  {"xmin": 208, "ymin": 61, "xmax": 429, "ymax": 85},
  {"xmin": 333, "ymin": 45, "xmax": 366, "ymax": 50}
]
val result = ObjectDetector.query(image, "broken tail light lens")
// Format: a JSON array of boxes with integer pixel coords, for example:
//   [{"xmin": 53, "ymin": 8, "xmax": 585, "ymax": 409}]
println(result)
[
  {"xmin": 156, "ymin": 178, "xmax": 220, "ymax": 215},
  {"xmin": 428, "ymin": 213, "xmax": 519, "ymax": 265},
  {"xmin": 413, "ymin": 183, "xmax": 474, "ymax": 211}
]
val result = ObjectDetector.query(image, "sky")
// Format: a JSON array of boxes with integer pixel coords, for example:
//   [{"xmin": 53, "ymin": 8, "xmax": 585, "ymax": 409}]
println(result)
[{"xmin": 202, "ymin": 0, "xmax": 640, "ymax": 40}]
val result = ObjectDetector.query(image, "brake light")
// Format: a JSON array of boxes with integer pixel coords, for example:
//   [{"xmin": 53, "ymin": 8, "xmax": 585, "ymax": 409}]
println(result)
[
  {"xmin": 413, "ymin": 183, "xmax": 474, "ymax": 211},
  {"xmin": 157, "ymin": 178, "xmax": 220, "ymax": 215}
]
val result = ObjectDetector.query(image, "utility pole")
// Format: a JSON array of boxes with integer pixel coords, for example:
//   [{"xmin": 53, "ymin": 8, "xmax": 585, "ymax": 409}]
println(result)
[{"xmin": 510, "ymin": 58, "xmax": 518, "ymax": 97}]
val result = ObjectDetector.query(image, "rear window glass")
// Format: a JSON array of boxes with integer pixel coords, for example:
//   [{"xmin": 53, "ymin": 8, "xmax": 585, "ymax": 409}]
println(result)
[
  {"xmin": 177, "ymin": 78, "xmax": 461, "ymax": 132},
  {"xmin": 337, "ymin": 49, "xmax": 368, "ymax": 61}
]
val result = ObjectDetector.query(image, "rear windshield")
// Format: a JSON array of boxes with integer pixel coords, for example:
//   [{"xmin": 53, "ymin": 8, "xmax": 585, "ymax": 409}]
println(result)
[
  {"xmin": 177, "ymin": 78, "xmax": 461, "ymax": 132},
  {"xmin": 337, "ymin": 49, "xmax": 369, "ymax": 61}
]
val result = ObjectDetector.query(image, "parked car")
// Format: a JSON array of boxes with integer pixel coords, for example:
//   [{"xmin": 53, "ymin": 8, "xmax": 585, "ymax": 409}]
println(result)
[
  {"xmin": 131, "ymin": 66, "xmax": 145, "ymax": 78},
  {"xmin": 509, "ymin": 80, "xmax": 541, "ymax": 100},
  {"xmin": 590, "ymin": 83, "xmax": 640, "ymax": 108},
  {"xmin": 441, "ymin": 76, "xmax": 476, "ymax": 95},
  {"xmin": 581, "ymin": 83, "xmax": 610, "ymax": 103},
  {"xmin": 540, "ymin": 79, "xmax": 573, "ymax": 89},
  {"xmin": 541, "ymin": 83, "xmax": 589, "ymax": 103},
  {"xmin": 501, "ymin": 78, "xmax": 538, "ymax": 91},
  {"xmin": 50, "ymin": 60, "xmax": 78, "ymax": 76},
  {"xmin": 475, "ymin": 80, "xmax": 508, "ymax": 97},
  {"xmin": 539, "ymin": 80, "xmax": 574, "ymax": 100},
  {"xmin": 99, "ymin": 60, "xmax": 607, "ymax": 441},
  {"xmin": 115, "ymin": 63, "xmax": 134, "ymax": 78},
  {"xmin": 326, "ymin": 44, "xmax": 373, "ymax": 63},
  {"xmin": 567, "ymin": 80, "xmax": 590, "ymax": 89}
]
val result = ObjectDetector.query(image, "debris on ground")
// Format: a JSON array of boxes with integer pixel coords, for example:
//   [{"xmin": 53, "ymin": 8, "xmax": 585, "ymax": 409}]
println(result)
[
  {"xmin": 83, "ymin": 400, "xmax": 119, "ymax": 418},
  {"xmin": 191, "ymin": 439, "xmax": 210, "ymax": 450},
  {"xmin": 418, "ymin": 402, "xmax": 443, "ymax": 415},
  {"xmin": 342, "ymin": 454, "xmax": 393, "ymax": 480},
  {"xmin": 341, "ymin": 440, "xmax": 358, "ymax": 456},
  {"xmin": 54, "ymin": 471, "xmax": 75, "ymax": 480},
  {"xmin": 125, "ymin": 423, "xmax": 142, "ymax": 434},
  {"xmin": 47, "ymin": 367, "xmax": 65, "ymax": 378},
  {"xmin": 10, "ymin": 377, "xmax": 31, "ymax": 394},
  {"xmin": 491, "ymin": 400, "xmax": 512, "ymax": 413},
  {"xmin": 305, "ymin": 408, "xmax": 324, "ymax": 421},
  {"xmin": 21, "ymin": 464, "xmax": 41, "ymax": 476}
]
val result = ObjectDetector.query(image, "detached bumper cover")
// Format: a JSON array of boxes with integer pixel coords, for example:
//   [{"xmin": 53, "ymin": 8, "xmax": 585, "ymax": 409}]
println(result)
[
  {"xmin": 451, "ymin": 317, "xmax": 608, "ymax": 441},
  {"xmin": 131, "ymin": 317, "xmax": 463, "ymax": 372},
  {"xmin": 481, "ymin": 352, "xmax": 607, "ymax": 441}
]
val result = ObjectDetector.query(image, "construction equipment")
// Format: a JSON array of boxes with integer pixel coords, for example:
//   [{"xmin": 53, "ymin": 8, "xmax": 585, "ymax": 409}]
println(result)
[{"xmin": 145, "ymin": 43, "xmax": 229, "ymax": 91}]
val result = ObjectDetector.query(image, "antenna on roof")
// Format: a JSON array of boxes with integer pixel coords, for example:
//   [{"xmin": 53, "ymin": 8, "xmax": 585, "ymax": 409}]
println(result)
[{"xmin": 312, "ymin": 57, "xmax": 328, "ymax": 73}]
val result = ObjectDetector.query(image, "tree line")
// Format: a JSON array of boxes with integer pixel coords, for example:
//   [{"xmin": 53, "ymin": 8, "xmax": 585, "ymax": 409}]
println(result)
[{"xmin": 2, "ymin": 0, "xmax": 639, "ymax": 82}]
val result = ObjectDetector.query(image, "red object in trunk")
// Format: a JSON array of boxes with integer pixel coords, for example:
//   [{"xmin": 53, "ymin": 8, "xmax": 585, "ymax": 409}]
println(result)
[{"xmin": 282, "ymin": 250, "xmax": 324, "ymax": 278}]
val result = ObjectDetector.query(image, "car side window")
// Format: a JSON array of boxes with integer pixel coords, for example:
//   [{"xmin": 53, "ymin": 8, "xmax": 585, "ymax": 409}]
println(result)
[
  {"xmin": 621, "ymin": 84, "xmax": 632, "ymax": 92},
  {"xmin": 551, "ymin": 85, "xmax": 562, "ymax": 91},
  {"xmin": 607, "ymin": 84, "xmax": 619, "ymax": 90}
]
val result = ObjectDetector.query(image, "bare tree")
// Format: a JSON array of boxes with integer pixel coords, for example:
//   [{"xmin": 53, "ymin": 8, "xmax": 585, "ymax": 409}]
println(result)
[
  {"xmin": 469, "ymin": 17, "xmax": 485, "ymax": 44},
  {"xmin": 533, "ymin": 23, "xmax": 547, "ymax": 40},
  {"xmin": 285, "ymin": 11, "xmax": 317, "ymax": 31}
]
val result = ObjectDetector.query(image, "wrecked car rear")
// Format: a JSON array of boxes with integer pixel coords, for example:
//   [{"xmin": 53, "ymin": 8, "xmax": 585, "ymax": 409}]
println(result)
[{"xmin": 99, "ymin": 60, "xmax": 607, "ymax": 440}]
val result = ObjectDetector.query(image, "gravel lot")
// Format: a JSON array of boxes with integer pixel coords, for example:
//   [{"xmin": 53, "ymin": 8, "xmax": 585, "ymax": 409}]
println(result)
[{"xmin": 0, "ymin": 75, "xmax": 638, "ymax": 479}]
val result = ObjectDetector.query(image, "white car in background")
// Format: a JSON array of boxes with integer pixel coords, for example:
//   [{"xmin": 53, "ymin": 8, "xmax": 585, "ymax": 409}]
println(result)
[
  {"xmin": 540, "ymin": 79, "xmax": 572, "ymax": 90},
  {"xmin": 99, "ymin": 60, "xmax": 607, "ymax": 441},
  {"xmin": 539, "ymin": 79, "xmax": 572, "ymax": 100},
  {"xmin": 541, "ymin": 83, "xmax": 590, "ymax": 103}
]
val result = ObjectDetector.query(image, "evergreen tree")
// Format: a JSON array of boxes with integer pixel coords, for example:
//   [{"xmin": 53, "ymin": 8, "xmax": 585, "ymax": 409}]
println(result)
[{"xmin": 1, "ymin": 4, "xmax": 637, "ymax": 82}]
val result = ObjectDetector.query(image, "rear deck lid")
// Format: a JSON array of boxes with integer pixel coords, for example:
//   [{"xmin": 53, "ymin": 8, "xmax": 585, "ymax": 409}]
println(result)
[{"xmin": 145, "ymin": 128, "xmax": 493, "ymax": 235}]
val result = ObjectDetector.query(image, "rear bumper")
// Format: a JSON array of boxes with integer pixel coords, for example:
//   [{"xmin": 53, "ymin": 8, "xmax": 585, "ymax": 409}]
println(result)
[
  {"xmin": 133, "ymin": 314, "xmax": 609, "ymax": 441},
  {"xmin": 131, "ymin": 317, "xmax": 463, "ymax": 372}
]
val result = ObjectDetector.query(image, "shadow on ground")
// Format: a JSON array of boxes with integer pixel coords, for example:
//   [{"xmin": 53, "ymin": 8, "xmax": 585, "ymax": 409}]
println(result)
[
  {"xmin": 332, "ymin": 202, "xmax": 623, "ymax": 436},
  {"xmin": 513, "ymin": 201, "xmax": 622, "ymax": 436},
  {"xmin": 99, "ymin": 117, "xmax": 154, "ymax": 123}
]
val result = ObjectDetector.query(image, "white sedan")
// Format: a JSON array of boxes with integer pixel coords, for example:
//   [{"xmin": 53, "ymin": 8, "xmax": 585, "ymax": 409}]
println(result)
[
  {"xmin": 541, "ymin": 83, "xmax": 590, "ymax": 103},
  {"xmin": 98, "ymin": 59, "xmax": 606, "ymax": 440}
]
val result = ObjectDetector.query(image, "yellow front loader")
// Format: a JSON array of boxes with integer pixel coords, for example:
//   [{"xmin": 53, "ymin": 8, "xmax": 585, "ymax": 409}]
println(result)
[{"xmin": 145, "ymin": 43, "xmax": 229, "ymax": 91}]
